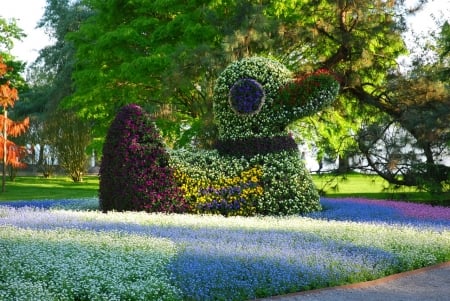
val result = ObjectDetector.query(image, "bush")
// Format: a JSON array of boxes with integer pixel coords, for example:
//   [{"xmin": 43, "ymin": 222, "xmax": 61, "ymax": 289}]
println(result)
[
  {"xmin": 250, "ymin": 151, "xmax": 321, "ymax": 215},
  {"xmin": 210, "ymin": 56, "xmax": 331, "ymax": 215},
  {"xmin": 99, "ymin": 104, "xmax": 187, "ymax": 213},
  {"xmin": 170, "ymin": 149, "xmax": 261, "ymax": 216},
  {"xmin": 170, "ymin": 148, "xmax": 320, "ymax": 216}
]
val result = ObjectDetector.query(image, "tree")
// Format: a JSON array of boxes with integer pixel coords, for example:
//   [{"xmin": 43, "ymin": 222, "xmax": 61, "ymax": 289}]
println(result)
[
  {"xmin": 266, "ymin": 1, "xmax": 450, "ymax": 194},
  {"xmin": 65, "ymin": 0, "xmax": 307, "ymax": 148},
  {"xmin": 438, "ymin": 21, "xmax": 450, "ymax": 85},
  {"xmin": 357, "ymin": 77, "xmax": 450, "ymax": 197},
  {"xmin": 0, "ymin": 17, "xmax": 25, "ymax": 56},
  {"xmin": 355, "ymin": 19, "xmax": 450, "ymax": 200},
  {"xmin": 44, "ymin": 110, "xmax": 91, "ymax": 182},
  {"xmin": 34, "ymin": 0, "xmax": 90, "ymax": 112},
  {"xmin": 43, "ymin": 0, "xmax": 448, "ymax": 195},
  {"xmin": 14, "ymin": 0, "xmax": 94, "ymax": 177},
  {"xmin": 266, "ymin": 0, "xmax": 408, "ymax": 166},
  {"xmin": 0, "ymin": 56, "xmax": 29, "ymax": 191}
]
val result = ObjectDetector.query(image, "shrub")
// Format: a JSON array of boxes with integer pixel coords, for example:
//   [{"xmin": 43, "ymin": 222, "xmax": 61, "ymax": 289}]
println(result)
[
  {"xmin": 213, "ymin": 56, "xmax": 292, "ymax": 140},
  {"xmin": 249, "ymin": 151, "xmax": 321, "ymax": 215},
  {"xmin": 170, "ymin": 149, "xmax": 263, "ymax": 216},
  {"xmin": 170, "ymin": 148, "xmax": 320, "ymax": 215},
  {"xmin": 211, "ymin": 57, "xmax": 332, "ymax": 215},
  {"xmin": 99, "ymin": 104, "xmax": 187, "ymax": 213}
]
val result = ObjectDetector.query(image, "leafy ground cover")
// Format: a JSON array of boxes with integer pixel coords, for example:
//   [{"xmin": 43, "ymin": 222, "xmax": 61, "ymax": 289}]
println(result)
[{"xmin": 0, "ymin": 197, "xmax": 449, "ymax": 300}]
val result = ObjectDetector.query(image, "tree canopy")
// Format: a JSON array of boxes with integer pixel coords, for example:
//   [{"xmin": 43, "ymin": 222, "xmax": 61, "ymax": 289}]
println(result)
[{"xmin": 15, "ymin": 0, "xmax": 450, "ymax": 198}]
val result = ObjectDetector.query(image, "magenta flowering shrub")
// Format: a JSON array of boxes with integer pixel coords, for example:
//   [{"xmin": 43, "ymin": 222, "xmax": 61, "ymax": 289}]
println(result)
[{"xmin": 99, "ymin": 104, "xmax": 187, "ymax": 213}]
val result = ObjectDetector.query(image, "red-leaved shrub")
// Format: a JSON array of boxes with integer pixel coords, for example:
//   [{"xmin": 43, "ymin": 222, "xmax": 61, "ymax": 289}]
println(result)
[{"xmin": 99, "ymin": 104, "xmax": 187, "ymax": 213}]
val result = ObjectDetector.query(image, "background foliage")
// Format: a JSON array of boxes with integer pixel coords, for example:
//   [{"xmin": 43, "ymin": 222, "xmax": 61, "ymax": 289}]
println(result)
[{"xmin": 0, "ymin": 0, "xmax": 448, "ymax": 199}]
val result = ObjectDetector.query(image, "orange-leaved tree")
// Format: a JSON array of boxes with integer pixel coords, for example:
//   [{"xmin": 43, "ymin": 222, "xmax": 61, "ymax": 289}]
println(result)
[{"xmin": 0, "ymin": 55, "xmax": 29, "ymax": 192}]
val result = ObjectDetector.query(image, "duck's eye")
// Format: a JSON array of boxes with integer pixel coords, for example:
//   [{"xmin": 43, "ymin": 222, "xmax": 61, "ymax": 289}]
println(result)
[{"xmin": 228, "ymin": 78, "xmax": 265, "ymax": 115}]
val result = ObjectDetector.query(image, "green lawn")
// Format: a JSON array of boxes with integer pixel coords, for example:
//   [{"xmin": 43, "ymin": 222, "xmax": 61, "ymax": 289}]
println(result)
[
  {"xmin": 0, "ymin": 176, "xmax": 99, "ymax": 201},
  {"xmin": 312, "ymin": 173, "xmax": 442, "ymax": 204},
  {"xmin": 0, "ymin": 173, "xmax": 443, "ymax": 204}
]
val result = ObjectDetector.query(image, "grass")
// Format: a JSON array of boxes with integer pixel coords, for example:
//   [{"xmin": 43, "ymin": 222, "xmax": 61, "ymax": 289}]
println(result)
[
  {"xmin": 0, "ymin": 173, "xmax": 442, "ymax": 203},
  {"xmin": 0, "ymin": 175, "xmax": 99, "ymax": 201},
  {"xmin": 311, "ymin": 173, "xmax": 444, "ymax": 204}
]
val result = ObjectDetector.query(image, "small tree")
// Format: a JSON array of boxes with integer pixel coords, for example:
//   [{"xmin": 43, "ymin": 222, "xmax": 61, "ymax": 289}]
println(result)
[
  {"xmin": 0, "ymin": 56, "xmax": 29, "ymax": 192},
  {"xmin": 44, "ymin": 110, "xmax": 91, "ymax": 182},
  {"xmin": 99, "ymin": 104, "xmax": 187, "ymax": 213}
]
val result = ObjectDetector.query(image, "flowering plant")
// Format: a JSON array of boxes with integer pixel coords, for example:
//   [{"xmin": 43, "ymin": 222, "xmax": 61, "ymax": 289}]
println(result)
[
  {"xmin": 209, "ymin": 57, "xmax": 341, "ymax": 215},
  {"xmin": 276, "ymin": 69, "xmax": 340, "ymax": 119},
  {"xmin": 170, "ymin": 148, "xmax": 264, "ymax": 216},
  {"xmin": 175, "ymin": 166, "xmax": 264, "ymax": 216},
  {"xmin": 214, "ymin": 58, "xmax": 340, "ymax": 142},
  {"xmin": 228, "ymin": 78, "xmax": 265, "ymax": 115},
  {"xmin": 99, "ymin": 104, "xmax": 188, "ymax": 213},
  {"xmin": 213, "ymin": 57, "xmax": 292, "ymax": 140},
  {"xmin": 214, "ymin": 135, "xmax": 298, "ymax": 157},
  {"xmin": 170, "ymin": 148, "xmax": 321, "ymax": 215}
]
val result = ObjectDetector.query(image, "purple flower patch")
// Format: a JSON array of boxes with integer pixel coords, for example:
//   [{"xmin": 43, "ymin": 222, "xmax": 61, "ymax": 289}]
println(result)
[
  {"xmin": 228, "ymin": 78, "xmax": 265, "ymax": 115},
  {"xmin": 0, "ymin": 197, "xmax": 449, "ymax": 300},
  {"xmin": 308, "ymin": 198, "xmax": 450, "ymax": 228}
]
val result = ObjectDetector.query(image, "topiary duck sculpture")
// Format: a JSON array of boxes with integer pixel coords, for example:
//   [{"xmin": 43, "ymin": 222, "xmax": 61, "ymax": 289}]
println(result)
[{"xmin": 171, "ymin": 56, "xmax": 340, "ymax": 216}]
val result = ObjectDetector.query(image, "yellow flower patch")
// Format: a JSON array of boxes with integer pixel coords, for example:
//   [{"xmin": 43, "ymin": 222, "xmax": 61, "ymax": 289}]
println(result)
[{"xmin": 174, "ymin": 166, "xmax": 264, "ymax": 216}]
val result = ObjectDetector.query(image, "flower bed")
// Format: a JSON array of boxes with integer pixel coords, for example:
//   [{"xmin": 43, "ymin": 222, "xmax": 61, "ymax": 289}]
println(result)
[
  {"xmin": 0, "ymin": 198, "xmax": 449, "ymax": 300},
  {"xmin": 308, "ymin": 198, "xmax": 450, "ymax": 229}
]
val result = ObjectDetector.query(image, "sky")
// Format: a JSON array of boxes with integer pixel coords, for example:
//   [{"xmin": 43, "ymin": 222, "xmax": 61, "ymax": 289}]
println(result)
[
  {"xmin": 1, "ymin": 0, "xmax": 50, "ymax": 66},
  {"xmin": 1, "ymin": 0, "xmax": 449, "ymax": 67}
]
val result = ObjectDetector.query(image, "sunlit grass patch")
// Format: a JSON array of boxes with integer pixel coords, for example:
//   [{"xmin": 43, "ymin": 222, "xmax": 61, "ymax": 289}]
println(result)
[
  {"xmin": 1, "ymin": 176, "xmax": 99, "ymax": 201},
  {"xmin": 312, "ymin": 173, "xmax": 439, "ymax": 202}
]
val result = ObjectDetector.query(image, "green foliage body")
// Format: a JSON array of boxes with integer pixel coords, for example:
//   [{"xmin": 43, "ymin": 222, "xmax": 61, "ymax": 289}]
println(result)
[
  {"xmin": 66, "ymin": 0, "xmax": 223, "ymax": 142},
  {"xmin": 65, "ymin": 0, "xmax": 314, "ymax": 148},
  {"xmin": 177, "ymin": 56, "xmax": 338, "ymax": 215},
  {"xmin": 24, "ymin": 0, "xmax": 448, "ymax": 199}
]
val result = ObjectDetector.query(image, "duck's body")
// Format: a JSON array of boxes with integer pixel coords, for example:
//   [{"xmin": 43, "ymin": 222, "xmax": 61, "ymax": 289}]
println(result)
[{"xmin": 172, "ymin": 56, "xmax": 339, "ymax": 215}]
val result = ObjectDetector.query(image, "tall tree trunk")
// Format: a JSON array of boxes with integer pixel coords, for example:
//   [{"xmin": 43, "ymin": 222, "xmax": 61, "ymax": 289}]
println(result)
[{"xmin": 337, "ymin": 154, "xmax": 351, "ymax": 174}]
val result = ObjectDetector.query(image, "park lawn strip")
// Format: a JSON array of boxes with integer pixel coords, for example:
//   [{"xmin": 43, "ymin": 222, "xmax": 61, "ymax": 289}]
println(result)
[
  {"xmin": 312, "ymin": 173, "xmax": 438, "ymax": 203},
  {"xmin": 0, "ymin": 176, "xmax": 99, "ymax": 201},
  {"xmin": 1, "ymin": 207, "xmax": 449, "ymax": 300},
  {"xmin": 1, "ymin": 174, "xmax": 438, "ymax": 203}
]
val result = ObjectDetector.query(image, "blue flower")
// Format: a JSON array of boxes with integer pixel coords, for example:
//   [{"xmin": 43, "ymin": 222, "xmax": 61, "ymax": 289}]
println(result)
[{"xmin": 228, "ymin": 78, "xmax": 265, "ymax": 115}]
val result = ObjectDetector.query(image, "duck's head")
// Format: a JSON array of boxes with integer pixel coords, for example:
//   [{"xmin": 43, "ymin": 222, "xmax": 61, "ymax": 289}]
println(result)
[{"xmin": 213, "ymin": 57, "xmax": 340, "ymax": 156}]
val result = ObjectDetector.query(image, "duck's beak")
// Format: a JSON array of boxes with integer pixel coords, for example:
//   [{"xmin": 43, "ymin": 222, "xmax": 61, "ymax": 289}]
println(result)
[{"xmin": 275, "ymin": 70, "xmax": 340, "ymax": 122}]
